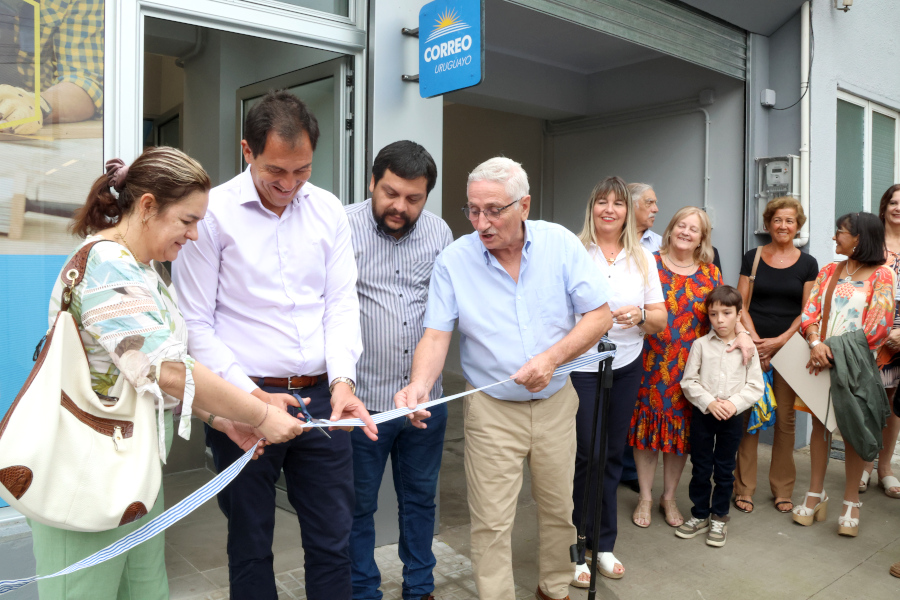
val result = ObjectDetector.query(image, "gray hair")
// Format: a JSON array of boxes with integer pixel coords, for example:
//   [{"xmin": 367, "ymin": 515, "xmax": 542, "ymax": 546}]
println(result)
[
  {"xmin": 467, "ymin": 157, "xmax": 529, "ymax": 202},
  {"xmin": 628, "ymin": 182, "xmax": 654, "ymax": 205}
]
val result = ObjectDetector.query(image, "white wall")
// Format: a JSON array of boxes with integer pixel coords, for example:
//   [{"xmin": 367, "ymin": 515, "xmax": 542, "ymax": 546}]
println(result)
[
  {"xmin": 808, "ymin": 0, "xmax": 900, "ymax": 262},
  {"xmin": 367, "ymin": 0, "xmax": 444, "ymax": 216},
  {"xmin": 548, "ymin": 70, "xmax": 747, "ymax": 282}
]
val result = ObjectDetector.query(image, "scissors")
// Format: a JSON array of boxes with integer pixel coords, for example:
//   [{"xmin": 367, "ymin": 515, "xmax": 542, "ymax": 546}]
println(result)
[{"xmin": 291, "ymin": 392, "xmax": 331, "ymax": 439}]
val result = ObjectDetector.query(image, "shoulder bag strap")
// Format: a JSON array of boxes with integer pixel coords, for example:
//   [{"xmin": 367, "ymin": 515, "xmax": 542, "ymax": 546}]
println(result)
[
  {"xmin": 820, "ymin": 261, "xmax": 846, "ymax": 340},
  {"xmin": 747, "ymin": 246, "xmax": 763, "ymax": 310},
  {"xmin": 59, "ymin": 239, "xmax": 113, "ymax": 312}
]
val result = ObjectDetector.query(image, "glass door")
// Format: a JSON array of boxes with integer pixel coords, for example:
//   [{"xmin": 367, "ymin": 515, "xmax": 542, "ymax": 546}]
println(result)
[{"xmin": 236, "ymin": 57, "xmax": 354, "ymax": 202}]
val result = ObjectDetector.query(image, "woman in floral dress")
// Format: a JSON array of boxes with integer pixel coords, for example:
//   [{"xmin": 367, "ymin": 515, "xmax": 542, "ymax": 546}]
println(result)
[
  {"xmin": 795, "ymin": 211, "xmax": 895, "ymax": 537},
  {"xmin": 628, "ymin": 207, "xmax": 753, "ymax": 528}
]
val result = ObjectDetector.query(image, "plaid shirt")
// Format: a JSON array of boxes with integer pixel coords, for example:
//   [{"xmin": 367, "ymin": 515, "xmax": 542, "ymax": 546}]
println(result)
[{"xmin": 15, "ymin": 0, "xmax": 104, "ymax": 115}]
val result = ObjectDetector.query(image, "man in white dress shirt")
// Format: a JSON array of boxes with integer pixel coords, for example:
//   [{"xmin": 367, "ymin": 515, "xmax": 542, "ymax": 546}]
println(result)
[{"xmin": 174, "ymin": 90, "xmax": 376, "ymax": 600}]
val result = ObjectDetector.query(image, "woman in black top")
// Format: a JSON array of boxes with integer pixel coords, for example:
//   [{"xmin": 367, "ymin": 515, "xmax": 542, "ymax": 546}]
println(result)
[{"xmin": 732, "ymin": 197, "xmax": 819, "ymax": 514}]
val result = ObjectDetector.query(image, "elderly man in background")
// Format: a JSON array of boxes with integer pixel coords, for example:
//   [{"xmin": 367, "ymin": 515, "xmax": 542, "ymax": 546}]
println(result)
[
  {"xmin": 629, "ymin": 182, "xmax": 662, "ymax": 252},
  {"xmin": 395, "ymin": 157, "xmax": 612, "ymax": 600}
]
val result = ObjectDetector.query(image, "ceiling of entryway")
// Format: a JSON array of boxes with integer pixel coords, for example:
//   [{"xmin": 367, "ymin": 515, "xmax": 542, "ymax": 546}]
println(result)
[
  {"xmin": 484, "ymin": 0, "xmax": 664, "ymax": 75},
  {"xmin": 677, "ymin": 0, "xmax": 806, "ymax": 36}
]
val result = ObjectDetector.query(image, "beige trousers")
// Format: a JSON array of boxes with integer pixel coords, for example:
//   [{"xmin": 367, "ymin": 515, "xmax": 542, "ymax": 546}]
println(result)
[
  {"xmin": 733, "ymin": 369, "xmax": 798, "ymax": 498},
  {"xmin": 463, "ymin": 379, "xmax": 579, "ymax": 600}
]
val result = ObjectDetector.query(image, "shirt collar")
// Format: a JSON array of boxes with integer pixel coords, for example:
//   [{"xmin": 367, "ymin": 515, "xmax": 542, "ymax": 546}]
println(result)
[
  {"xmin": 588, "ymin": 242, "xmax": 625, "ymax": 264},
  {"xmin": 238, "ymin": 165, "xmax": 307, "ymax": 209},
  {"xmin": 480, "ymin": 220, "xmax": 533, "ymax": 265},
  {"xmin": 708, "ymin": 330, "xmax": 737, "ymax": 346}
]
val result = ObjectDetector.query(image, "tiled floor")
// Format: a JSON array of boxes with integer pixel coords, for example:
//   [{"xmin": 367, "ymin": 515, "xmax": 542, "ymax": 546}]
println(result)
[{"xmin": 175, "ymin": 539, "xmax": 533, "ymax": 600}]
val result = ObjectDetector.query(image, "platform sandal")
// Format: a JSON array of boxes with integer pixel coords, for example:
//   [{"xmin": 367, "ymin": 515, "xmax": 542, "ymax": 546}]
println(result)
[
  {"xmin": 837, "ymin": 500, "xmax": 862, "ymax": 537},
  {"xmin": 792, "ymin": 490, "xmax": 828, "ymax": 526}
]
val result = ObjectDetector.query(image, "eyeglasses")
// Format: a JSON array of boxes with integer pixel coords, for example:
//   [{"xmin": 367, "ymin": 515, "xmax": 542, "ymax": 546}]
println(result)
[
  {"xmin": 835, "ymin": 228, "xmax": 851, "ymax": 236},
  {"xmin": 462, "ymin": 199, "xmax": 519, "ymax": 222}
]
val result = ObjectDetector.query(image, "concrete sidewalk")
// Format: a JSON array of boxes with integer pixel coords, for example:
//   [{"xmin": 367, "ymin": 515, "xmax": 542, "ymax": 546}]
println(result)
[
  {"xmin": 2, "ymin": 377, "xmax": 900, "ymax": 599},
  {"xmin": 436, "ymin": 384, "xmax": 900, "ymax": 600}
]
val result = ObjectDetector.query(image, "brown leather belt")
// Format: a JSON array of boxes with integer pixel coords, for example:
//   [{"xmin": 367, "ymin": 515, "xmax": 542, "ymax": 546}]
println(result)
[{"xmin": 250, "ymin": 374, "xmax": 328, "ymax": 390}]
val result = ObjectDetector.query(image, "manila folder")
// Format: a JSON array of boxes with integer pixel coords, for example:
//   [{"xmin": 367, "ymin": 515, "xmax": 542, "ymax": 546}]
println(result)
[{"xmin": 770, "ymin": 332, "xmax": 837, "ymax": 432}]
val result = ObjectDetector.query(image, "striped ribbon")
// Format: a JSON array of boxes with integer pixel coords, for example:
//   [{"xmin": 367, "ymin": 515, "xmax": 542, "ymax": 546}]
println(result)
[{"xmin": 0, "ymin": 346, "xmax": 614, "ymax": 594}]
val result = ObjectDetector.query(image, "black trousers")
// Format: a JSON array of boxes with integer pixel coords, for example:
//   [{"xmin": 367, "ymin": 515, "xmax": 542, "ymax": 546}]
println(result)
[
  {"xmin": 207, "ymin": 381, "xmax": 353, "ymax": 600},
  {"xmin": 688, "ymin": 405, "xmax": 744, "ymax": 519},
  {"xmin": 571, "ymin": 356, "xmax": 643, "ymax": 552}
]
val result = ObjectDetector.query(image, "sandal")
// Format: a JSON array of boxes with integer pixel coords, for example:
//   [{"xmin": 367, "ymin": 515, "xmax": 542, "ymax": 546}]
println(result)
[
  {"xmin": 792, "ymin": 491, "xmax": 828, "ymax": 526},
  {"xmin": 598, "ymin": 552, "xmax": 625, "ymax": 580},
  {"xmin": 774, "ymin": 499, "xmax": 794, "ymax": 513},
  {"xmin": 733, "ymin": 495, "xmax": 754, "ymax": 513},
  {"xmin": 860, "ymin": 470, "xmax": 871, "ymax": 493},
  {"xmin": 571, "ymin": 562, "xmax": 591, "ymax": 588},
  {"xmin": 582, "ymin": 550, "xmax": 625, "ymax": 580},
  {"xmin": 837, "ymin": 500, "xmax": 862, "ymax": 537},
  {"xmin": 878, "ymin": 475, "xmax": 900, "ymax": 499},
  {"xmin": 659, "ymin": 497, "xmax": 684, "ymax": 527},
  {"xmin": 632, "ymin": 498, "xmax": 651, "ymax": 528}
]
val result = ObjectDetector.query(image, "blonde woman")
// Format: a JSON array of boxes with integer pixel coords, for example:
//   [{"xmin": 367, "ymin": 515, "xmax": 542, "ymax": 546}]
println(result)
[
  {"xmin": 570, "ymin": 176, "xmax": 666, "ymax": 587},
  {"xmin": 628, "ymin": 207, "xmax": 754, "ymax": 530}
]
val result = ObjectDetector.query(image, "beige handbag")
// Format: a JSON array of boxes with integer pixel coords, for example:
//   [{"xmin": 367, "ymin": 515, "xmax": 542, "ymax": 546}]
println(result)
[{"xmin": 0, "ymin": 241, "xmax": 161, "ymax": 532}]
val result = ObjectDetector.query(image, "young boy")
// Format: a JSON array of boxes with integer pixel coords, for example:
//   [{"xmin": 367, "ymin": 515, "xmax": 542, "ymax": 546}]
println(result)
[{"xmin": 676, "ymin": 285, "xmax": 764, "ymax": 547}]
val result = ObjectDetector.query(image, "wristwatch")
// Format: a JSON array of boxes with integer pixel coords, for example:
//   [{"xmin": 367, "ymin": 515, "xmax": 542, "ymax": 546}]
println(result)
[
  {"xmin": 637, "ymin": 308, "xmax": 646, "ymax": 326},
  {"xmin": 329, "ymin": 376, "xmax": 357, "ymax": 396}
]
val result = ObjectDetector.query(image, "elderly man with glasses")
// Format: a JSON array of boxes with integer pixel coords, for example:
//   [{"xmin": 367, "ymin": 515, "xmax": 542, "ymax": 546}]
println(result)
[{"xmin": 395, "ymin": 157, "xmax": 612, "ymax": 600}]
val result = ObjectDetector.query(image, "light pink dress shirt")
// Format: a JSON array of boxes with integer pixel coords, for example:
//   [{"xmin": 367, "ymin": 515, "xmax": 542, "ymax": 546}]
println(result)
[{"xmin": 172, "ymin": 168, "xmax": 361, "ymax": 394}]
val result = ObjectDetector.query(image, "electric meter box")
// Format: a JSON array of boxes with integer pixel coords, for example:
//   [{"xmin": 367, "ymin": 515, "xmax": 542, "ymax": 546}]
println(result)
[{"xmin": 754, "ymin": 155, "xmax": 800, "ymax": 235}]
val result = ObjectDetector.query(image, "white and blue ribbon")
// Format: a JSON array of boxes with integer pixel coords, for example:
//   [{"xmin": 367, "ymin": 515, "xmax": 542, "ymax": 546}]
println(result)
[
  {"xmin": 301, "ymin": 346, "xmax": 617, "ymax": 428},
  {"xmin": 0, "ymin": 439, "xmax": 259, "ymax": 595},
  {"xmin": 0, "ymin": 344, "xmax": 614, "ymax": 594}
]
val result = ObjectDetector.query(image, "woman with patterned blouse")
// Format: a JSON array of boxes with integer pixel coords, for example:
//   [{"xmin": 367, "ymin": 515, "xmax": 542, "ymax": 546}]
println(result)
[
  {"xmin": 865, "ymin": 184, "xmax": 900, "ymax": 499},
  {"xmin": 31, "ymin": 148, "xmax": 311, "ymax": 600},
  {"xmin": 628, "ymin": 207, "xmax": 753, "ymax": 530},
  {"xmin": 796, "ymin": 211, "xmax": 895, "ymax": 537}
]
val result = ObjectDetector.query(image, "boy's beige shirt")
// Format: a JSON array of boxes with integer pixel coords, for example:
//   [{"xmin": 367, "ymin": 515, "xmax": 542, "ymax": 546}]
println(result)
[{"xmin": 680, "ymin": 331, "xmax": 765, "ymax": 415}]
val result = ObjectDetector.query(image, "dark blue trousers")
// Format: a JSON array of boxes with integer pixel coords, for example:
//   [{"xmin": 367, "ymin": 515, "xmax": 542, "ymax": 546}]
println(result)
[
  {"xmin": 207, "ymin": 381, "xmax": 353, "ymax": 600},
  {"xmin": 571, "ymin": 356, "xmax": 643, "ymax": 552},
  {"xmin": 350, "ymin": 403, "xmax": 447, "ymax": 600},
  {"xmin": 688, "ymin": 405, "xmax": 744, "ymax": 519}
]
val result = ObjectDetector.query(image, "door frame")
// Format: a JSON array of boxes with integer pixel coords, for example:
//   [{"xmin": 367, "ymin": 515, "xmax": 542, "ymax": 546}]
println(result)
[
  {"xmin": 106, "ymin": 0, "xmax": 368, "ymax": 203},
  {"xmin": 236, "ymin": 57, "xmax": 354, "ymax": 201}
]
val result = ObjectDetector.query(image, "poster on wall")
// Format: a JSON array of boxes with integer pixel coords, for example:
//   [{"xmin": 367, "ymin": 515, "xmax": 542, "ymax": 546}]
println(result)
[
  {"xmin": 0, "ymin": 0, "xmax": 104, "ymax": 256},
  {"xmin": 0, "ymin": 0, "xmax": 105, "ymax": 509}
]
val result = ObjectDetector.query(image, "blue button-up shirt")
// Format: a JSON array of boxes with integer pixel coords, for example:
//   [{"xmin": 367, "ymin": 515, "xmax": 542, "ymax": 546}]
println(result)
[{"xmin": 423, "ymin": 220, "xmax": 611, "ymax": 400}]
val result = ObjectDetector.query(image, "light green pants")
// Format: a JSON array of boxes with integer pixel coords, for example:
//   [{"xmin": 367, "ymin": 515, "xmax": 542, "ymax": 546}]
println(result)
[{"xmin": 29, "ymin": 411, "xmax": 174, "ymax": 600}]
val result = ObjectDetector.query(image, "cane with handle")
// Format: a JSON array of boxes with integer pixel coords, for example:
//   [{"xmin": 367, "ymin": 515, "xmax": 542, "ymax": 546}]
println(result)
[{"xmin": 569, "ymin": 340, "xmax": 616, "ymax": 600}]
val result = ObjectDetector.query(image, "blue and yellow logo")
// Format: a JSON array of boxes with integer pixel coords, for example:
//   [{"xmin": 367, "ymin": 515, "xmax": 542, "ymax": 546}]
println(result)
[{"xmin": 425, "ymin": 8, "xmax": 471, "ymax": 43}]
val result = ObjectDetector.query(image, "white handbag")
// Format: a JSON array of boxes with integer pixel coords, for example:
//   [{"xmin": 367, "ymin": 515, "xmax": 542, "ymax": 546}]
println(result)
[{"xmin": 0, "ymin": 240, "xmax": 161, "ymax": 532}]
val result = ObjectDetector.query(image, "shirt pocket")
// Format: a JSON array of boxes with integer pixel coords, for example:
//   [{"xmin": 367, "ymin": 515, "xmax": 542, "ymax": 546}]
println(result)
[
  {"xmin": 535, "ymin": 283, "xmax": 572, "ymax": 331},
  {"xmin": 725, "ymin": 362, "xmax": 750, "ymax": 397}
]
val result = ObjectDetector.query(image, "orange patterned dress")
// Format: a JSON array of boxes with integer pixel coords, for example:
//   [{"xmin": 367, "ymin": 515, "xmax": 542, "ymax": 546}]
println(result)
[{"xmin": 628, "ymin": 252, "xmax": 723, "ymax": 455}]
